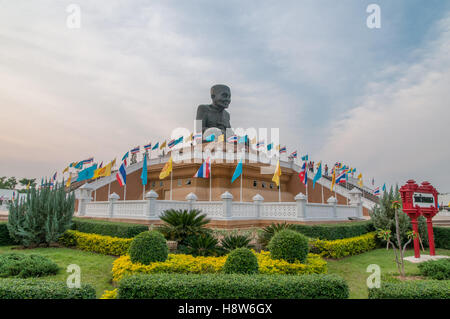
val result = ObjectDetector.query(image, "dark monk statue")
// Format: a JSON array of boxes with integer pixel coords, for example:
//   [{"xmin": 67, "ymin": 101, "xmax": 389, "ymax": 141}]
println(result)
[{"xmin": 196, "ymin": 84, "xmax": 231, "ymax": 135}]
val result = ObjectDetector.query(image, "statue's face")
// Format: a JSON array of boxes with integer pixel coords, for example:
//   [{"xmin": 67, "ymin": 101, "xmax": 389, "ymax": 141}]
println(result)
[{"xmin": 211, "ymin": 85, "xmax": 231, "ymax": 109}]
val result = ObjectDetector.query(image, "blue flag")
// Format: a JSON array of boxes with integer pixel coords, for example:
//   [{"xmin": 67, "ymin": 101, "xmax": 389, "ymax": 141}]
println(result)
[
  {"xmin": 313, "ymin": 162, "xmax": 322, "ymax": 188},
  {"xmin": 76, "ymin": 164, "xmax": 97, "ymax": 182},
  {"xmin": 231, "ymin": 160, "xmax": 243, "ymax": 183},
  {"xmin": 382, "ymin": 183, "xmax": 386, "ymax": 192},
  {"xmin": 151, "ymin": 142, "xmax": 159, "ymax": 150},
  {"xmin": 141, "ymin": 153, "xmax": 148, "ymax": 185},
  {"xmin": 206, "ymin": 134, "xmax": 215, "ymax": 142},
  {"xmin": 267, "ymin": 143, "xmax": 273, "ymax": 151},
  {"xmin": 301, "ymin": 154, "xmax": 308, "ymax": 161}
]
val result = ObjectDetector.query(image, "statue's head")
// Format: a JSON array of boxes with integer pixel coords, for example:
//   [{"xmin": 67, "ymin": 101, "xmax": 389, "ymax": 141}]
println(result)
[{"xmin": 210, "ymin": 84, "xmax": 231, "ymax": 109}]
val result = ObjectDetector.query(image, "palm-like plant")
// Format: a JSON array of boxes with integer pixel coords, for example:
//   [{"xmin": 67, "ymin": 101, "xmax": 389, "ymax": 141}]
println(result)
[
  {"xmin": 157, "ymin": 209, "xmax": 210, "ymax": 244},
  {"xmin": 221, "ymin": 234, "xmax": 253, "ymax": 253},
  {"xmin": 186, "ymin": 233, "xmax": 219, "ymax": 257},
  {"xmin": 258, "ymin": 222, "xmax": 296, "ymax": 248}
]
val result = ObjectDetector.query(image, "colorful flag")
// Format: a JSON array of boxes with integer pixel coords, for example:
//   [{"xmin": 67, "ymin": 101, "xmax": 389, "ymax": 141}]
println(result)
[
  {"xmin": 159, "ymin": 156, "xmax": 173, "ymax": 179},
  {"xmin": 272, "ymin": 160, "xmax": 281, "ymax": 187},
  {"xmin": 313, "ymin": 162, "xmax": 322, "ymax": 188},
  {"xmin": 92, "ymin": 161, "xmax": 112, "ymax": 179},
  {"xmin": 76, "ymin": 164, "xmax": 98, "ymax": 182},
  {"xmin": 238, "ymin": 135, "xmax": 247, "ymax": 144},
  {"xmin": 122, "ymin": 152, "xmax": 129, "ymax": 162},
  {"xmin": 231, "ymin": 160, "xmax": 243, "ymax": 183},
  {"xmin": 227, "ymin": 135, "xmax": 238, "ymax": 143},
  {"xmin": 357, "ymin": 173, "xmax": 363, "ymax": 188},
  {"xmin": 26, "ymin": 181, "xmax": 30, "ymax": 190},
  {"xmin": 299, "ymin": 162, "xmax": 307, "ymax": 185},
  {"xmin": 141, "ymin": 152, "xmax": 148, "ymax": 186},
  {"xmin": 331, "ymin": 168, "xmax": 336, "ymax": 192},
  {"xmin": 131, "ymin": 146, "xmax": 140, "ymax": 154},
  {"xmin": 194, "ymin": 157, "xmax": 211, "ymax": 178},
  {"xmin": 205, "ymin": 134, "xmax": 215, "ymax": 142},
  {"xmin": 116, "ymin": 162, "xmax": 127, "ymax": 187},
  {"xmin": 168, "ymin": 139, "xmax": 176, "ymax": 148},
  {"xmin": 193, "ymin": 133, "xmax": 202, "ymax": 141},
  {"xmin": 279, "ymin": 146, "xmax": 287, "ymax": 154},
  {"xmin": 267, "ymin": 143, "xmax": 273, "ymax": 151},
  {"xmin": 74, "ymin": 161, "xmax": 84, "ymax": 170},
  {"xmin": 374, "ymin": 187, "xmax": 380, "ymax": 196},
  {"xmin": 83, "ymin": 157, "xmax": 94, "ymax": 165},
  {"xmin": 111, "ymin": 158, "xmax": 116, "ymax": 167},
  {"xmin": 218, "ymin": 134, "xmax": 224, "ymax": 142},
  {"xmin": 99, "ymin": 162, "xmax": 103, "ymax": 168},
  {"xmin": 301, "ymin": 154, "xmax": 308, "ymax": 161},
  {"xmin": 335, "ymin": 169, "xmax": 348, "ymax": 184},
  {"xmin": 290, "ymin": 151, "xmax": 298, "ymax": 159},
  {"xmin": 152, "ymin": 142, "xmax": 159, "ymax": 150},
  {"xmin": 382, "ymin": 183, "xmax": 386, "ymax": 192},
  {"xmin": 66, "ymin": 174, "xmax": 72, "ymax": 188},
  {"xmin": 144, "ymin": 143, "xmax": 152, "ymax": 151},
  {"xmin": 52, "ymin": 172, "xmax": 57, "ymax": 181},
  {"xmin": 256, "ymin": 140, "xmax": 265, "ymax": 149},
  {"xmin": 63, "ymin": 166, "xmax": 69, "ymax": 174},
  {"xmin": 160, "ymin": 140, "xmax": 167, "ymax": 149}
]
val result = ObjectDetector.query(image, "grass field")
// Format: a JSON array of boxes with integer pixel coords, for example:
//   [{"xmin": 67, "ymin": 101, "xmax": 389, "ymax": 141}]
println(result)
[
  {"xmin": 327, "ymin": 248, "xmax": 450, "ymax": 298},
  {"xmin": 0, "ymin": 246, "xmax": 116, "ymax": 298}
]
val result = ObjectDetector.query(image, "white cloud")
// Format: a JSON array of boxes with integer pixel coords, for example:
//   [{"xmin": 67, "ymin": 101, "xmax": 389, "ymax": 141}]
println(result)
[{"xmin": 319, "ymin": 15, "xmax": 450, "ymax": 190}]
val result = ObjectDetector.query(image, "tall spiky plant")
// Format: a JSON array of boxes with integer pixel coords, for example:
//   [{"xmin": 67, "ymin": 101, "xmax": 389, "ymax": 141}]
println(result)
[{"xmin": 8, "ymin": 181, "xmax": 74, "ymax": 247}]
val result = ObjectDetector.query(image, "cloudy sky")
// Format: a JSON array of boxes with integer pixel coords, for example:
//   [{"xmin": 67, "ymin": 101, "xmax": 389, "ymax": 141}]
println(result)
[{"xmin": 1, "ymin": 0, "xmax": 449, "ymax": 191}]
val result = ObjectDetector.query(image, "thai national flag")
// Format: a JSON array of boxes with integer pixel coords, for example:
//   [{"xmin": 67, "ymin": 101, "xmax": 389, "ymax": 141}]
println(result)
[
  {"xmin": 52, "ymin": 172, "xmax": 57, "ymax": 181},
  {"xmin": 131, "ymin": 146, "xmax": 140, "ymax": 154},
  {"xmin": 290, "ymin": 151, "xmax": 297, "ymax": 158},
  {"xmin": 168, "ymin": 139, "xmax": 176, "ymax": 148},
  {"xmin": 227, "ymin": 135, "xmax": 238, "ymax": 143},
  {"xmin": 194, "ymin": 158, "xmax": 211, "ymax": 178},
  {"xmin": 335, "ymin": 170, "xmax": 348, "ymax": 184},
  {"xmin": 279, "ymin": 146, "xmax": 287, "ymax": 154},
  {"xmin": 374, "ymin": 187, "xmax": 380, "ymax": 196},
  {"xmin": 116, "ymin": 162, "xmax": 127, "ymax": 186},
  {"xmin": 193, "ymin": 133, "xmax": 202, "ymax": 141},
  {"xmin": 298, "ymin": 162, "xmax": 307, "ymax": 185},
  {"xmin": 144, "ymin": 143, "xmax": 152, "ymax": 150},
  {"xmin": 256, "ymin": 140, "xmax": 265, "ymax": 148}
]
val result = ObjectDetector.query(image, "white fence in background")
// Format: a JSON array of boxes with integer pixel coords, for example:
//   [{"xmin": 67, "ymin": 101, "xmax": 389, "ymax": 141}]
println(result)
[{"xmin": 76, "ymin": 186, "xmax": 364, "ymax": 222}]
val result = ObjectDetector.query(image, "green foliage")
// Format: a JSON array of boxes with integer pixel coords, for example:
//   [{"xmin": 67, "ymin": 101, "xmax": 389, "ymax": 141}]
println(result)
[
  {"xmin": 18, "ymin": 178, "xmax": 36, "ymax": 190},
  {"xmin": 157, "ymin": 209, "xmax": 211, "ymax": 244},
  {"xmin": 0, "ymin": 253, "xmax": 59, "ymax": 278},
  {"xmin": 0, "ymin": 176, "xmax": 17, "ymax": 189},
  {"xmin": 433, "ymin": 227, "xmax": 450, "ymax": 249},
  {"xmin": 368, "ymin": 280, "xmax": 450, "ymax": 299},
  {"xmin": 7, "ymin": 183, "xmax": 74, "ymax": 247},
  {"xmin": 223, "ymin": 248, "xmax": 259, "ymax": 274},
  {"xmin": 220, "ymin": 234, "xmax": 254, "ymax": 253},
  {"xmin": 418, "ymin": 259, "xmax": 450, "ymax": 280},
  {"xmin": 129, "ymin": 231, "xmax": 168, "ymax": 265},
  {"xmin": 118, "ymin": 273, "xmax": 349, "ymax": 299},
  {"xmin": 258, "ymin": 222, "xmax": 296, "ymax": 248},
  {"xmin": 292, "ymin": 221, "xmax": 374, "ymax": 240},
  {"xmin": 0, "ymin": 223, "xmax": 14, "ymax": 246},
  {"xmin": 0, "ymin": 278, "xmax": 96, "ymax": 299},
  {"xmin": 309, "ymin": 232, "xmax": 377, "ymax": 259},
  {"xmin": 268, "ymin": 230, "xmax": 309, "ymax": 263},
  {"xmin": 369, "ymin": 186, "xmax": 427, "ymax": 246},
  {"xmin": 185, "ymin": 233, "xmax": 220, "ymax": 257},
  {"xmin": 71, "ymin": 218, "xmax": 148, "ymax": 238}
]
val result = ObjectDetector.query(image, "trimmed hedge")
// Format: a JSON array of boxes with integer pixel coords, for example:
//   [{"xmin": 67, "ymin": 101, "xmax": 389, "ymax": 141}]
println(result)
[
  {"xmin": 118, "ymin": 273, "xmax": 349, "ymax": 299},
  {"xmin": 0, "ymin": 253, "xmax": 59, "ymax": 278},
  {"xmin": 129, "ymin": 231, "xmax": 168, "ymax": 265},
  {"xmin": 418, "ymin": 258, "xmax": 450, "ymax": 280},
  {"xmin": 223, "ymin": 248, "xmax": 258, "ymax": 274},
  {"xmin": 433, "ymin": 226, "xmax": 450, "ymax": 249},
  {"xmin": 309, "ymin": 232, "xmax": 377, "ymax": 259},
  {"xmin": 0, "ymin": 278, "xmax": 96, "ymax": 299},
  {"xmin": 292, "ymin": 220, "xmax": 374, "ymax": 240},
  {"xmin": 369, "ymin": 280, "xmax": 450, "ymax": 299},
  {"xmin": 268, "ymin": 230, "xmax": 309, "ymax": 263},
  {"xmin": 71, "ymin": 218, "xmax": 148, "ymax": 238},
  {"xmin": 0, "ymin": 222, "xmax": 14, "ymax": 246},
  {"xmin": 59, "ymin": 230, "xmax": 132, "ymax": 256}
]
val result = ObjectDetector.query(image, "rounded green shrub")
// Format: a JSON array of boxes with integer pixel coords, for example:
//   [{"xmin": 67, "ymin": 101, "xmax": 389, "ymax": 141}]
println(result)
[
  {"xmin": 223, "ymin": 248, "xmax": 258, "ymax": 274},
  {"xmin": 129, "ymin": 231, "xmax": 168, "ymax": 265},
  {"xmin": 0, "ymin": 253, "xmax": 59, "ymax": 278},
  {"xmin": 268, "ymin": 229, "xmax": 309, "ymax": 263}
]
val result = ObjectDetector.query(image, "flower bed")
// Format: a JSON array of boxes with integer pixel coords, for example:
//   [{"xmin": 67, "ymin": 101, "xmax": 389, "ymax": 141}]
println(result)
[
  {"xmin": 112, "ymin": 251, "xmax": 326, "ymax": 281},
  {"xmin": 309, "ymin": 232, "xmax": 377, "ymax": 259}
]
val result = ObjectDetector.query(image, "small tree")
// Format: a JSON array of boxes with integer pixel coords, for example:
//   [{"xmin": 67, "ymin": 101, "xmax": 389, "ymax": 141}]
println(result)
[{"xmin": 7, "ymin": 181, "xmax": 74, "ymax": 247}]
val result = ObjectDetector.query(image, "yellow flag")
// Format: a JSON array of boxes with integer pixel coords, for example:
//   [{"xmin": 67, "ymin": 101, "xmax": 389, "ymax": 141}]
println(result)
[
  {"xmin": 218, "ymin": 134, "xmax": 224, "ymax": 142},
  {"xmin": 331, "ymin": 169, "xmax": 336, "ymax": 191},
  {"xmin": 357, "ymin": 173, "xmax": 362, "ymax": 179},
  {"xmin": 272, "ymin": 160, "xmax": 281, "ymax": 187},
  {"xmin": 159, "ymin": 156, "xmax": 173, "ymax": 179},
  {"xmin": 160, "ymin": 140, "xmax": 167, "ymax": 150},
  {"xmin": 66, "ymin": 174, "xmax": 72, "ymax": 188},
  {"xmin": 92, "ymin": 161, "xmax": 112, "ymax": 179},
  {"xmin": 26, "ymin": 181, "xmax": 30, "ymax": 190},
  {"xmin": 111, "ymin": 158, "xmax": 116, "ymax": 168},
  {"xmin": 358, "ymin": 174, "xmax": 363, "ymax": 188},
  {"xmin": 448, "ymin": 201, "xmax": 450, "ymax": 208},
  {"xmin": 63, "ymin": 166, "xmax": 69, "ymax": 174}
]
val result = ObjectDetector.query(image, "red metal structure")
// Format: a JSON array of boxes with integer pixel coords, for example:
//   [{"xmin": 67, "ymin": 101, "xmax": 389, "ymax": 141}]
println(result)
[{"xmin": 399, "ymin": 180, "xmax": 439, "ymax": 258}]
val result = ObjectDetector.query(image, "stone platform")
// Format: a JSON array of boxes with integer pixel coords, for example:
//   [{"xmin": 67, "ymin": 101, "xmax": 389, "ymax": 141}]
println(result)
[{"xmin": 404, "ymin": 254, "xmax": 449, "ymax": 263}]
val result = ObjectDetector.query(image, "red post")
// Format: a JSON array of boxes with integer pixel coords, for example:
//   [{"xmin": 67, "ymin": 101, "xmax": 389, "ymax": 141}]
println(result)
[
  {"xmin": 426, "ymin": 217, "xmax": 436, "ymax": 256},
  {"xmin": 411, "ymin": 218, "xmax": 421, "ymax": 258}
]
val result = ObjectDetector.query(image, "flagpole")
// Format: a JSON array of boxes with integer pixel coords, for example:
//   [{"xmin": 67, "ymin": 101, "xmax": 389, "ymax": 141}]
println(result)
[
  {"xmin": 108, "ymin": 178, "xmax": 111, "ymax": 199},
  {"xmin": 170, "ymin": 170, "xmax": 173, "ymax": 201},
  {"xmin": 240, "ymin": 170, "xmax": 243, "ymax": 202},
  {"xmin": 321, "ymin": 181, "xmax": 324, "ymax": 204},
  {"xmin": 279, "ymin": 182, "xmax": 281, "ymax": 202},
  {"xmin": 124, "ymin": 184, "xmax": 126, "ymax": 201},
  {"xmin": 209, "ymin": 160, "xmax": 212, "ymax": 202}
]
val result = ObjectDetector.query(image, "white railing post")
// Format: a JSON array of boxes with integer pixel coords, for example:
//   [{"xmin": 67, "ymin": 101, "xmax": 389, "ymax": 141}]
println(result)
[
  {"xmin": 221, "ymin": 191, "xmax": 233, "ymax": 219},
  {"xmin": 327, "ymin": 197, "xmax": 338, "ymax": 219},
  {"xmin": 108, "ymin": 193, "xmax": 120, "ymax": 218},
  {"xmin": 76, "ymin": 184, "xmax": 93, "ymax": 216},
  {"xmin": 252, "ymin": 194, "xmax": 264, "ymax": 219},
  {"xmin": 349, "ymin": 188, "xmax": 363, "ymax": 218},
  {"xmin": 295, "ymin": 192, "xmax": 307, "ymax": 219},
  {"xmin": 145, "ymin": 190, "xmax": 159, "ymax": 218},
  {"xmin": 185, "ymin": 192, "xmax": 198, "ymax": 211}
]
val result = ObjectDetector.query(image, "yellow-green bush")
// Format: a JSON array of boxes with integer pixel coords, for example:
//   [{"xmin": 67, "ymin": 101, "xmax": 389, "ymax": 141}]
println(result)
[
  {"xmin": 100, "ymin": 289, "xmax": 118, "ymax": 299},
  {"xmin": 112, "ymin": 251, "xmax": 327, "ymax": 281},
  {"xmin": 59, "ymin": 230, "xmax": 132, "ymax": 256},
  {"xmin": 309, "ymin": 232, "xmax": 377, "ymax": 259}
]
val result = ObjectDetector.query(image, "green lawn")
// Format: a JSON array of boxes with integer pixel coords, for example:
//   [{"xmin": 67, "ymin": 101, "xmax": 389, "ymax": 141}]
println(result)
[
  {"xmin": 0, "ymin": 246, "xmax": 116, "ymax": 298},
  {"xmin": 327, "ymin": 248, "xmax": 450, "ymax": 299}
]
